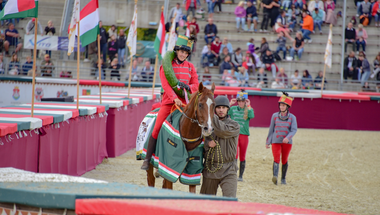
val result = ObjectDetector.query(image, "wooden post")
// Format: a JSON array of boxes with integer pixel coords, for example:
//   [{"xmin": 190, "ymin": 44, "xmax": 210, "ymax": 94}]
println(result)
[
  {"xmin": 321, "ymin": 63, "xmax": 327, "ymax": 96},
  {"xmin": 76, "ymin": 21, "xmax": 80, "ymax": 109},
  {"xmin": 152, "ymin": 54, "xmax": 159, "ymax": 98},
  {"xmin": 127, "ymin": 57, "xmax": 133, "ymax": 97},
  {"xmin": 30, "ymin": 18, "xmax": 39, "ymax": 117},
  {"xmin": 97, "ymin": 34, "xmax": 102, "ymax": 104}
]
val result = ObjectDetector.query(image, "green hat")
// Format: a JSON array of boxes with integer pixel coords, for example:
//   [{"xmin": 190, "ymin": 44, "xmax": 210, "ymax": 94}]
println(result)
[{"xmin": 175, "ymin": 34, "xmax": 194, "ymax": 51}]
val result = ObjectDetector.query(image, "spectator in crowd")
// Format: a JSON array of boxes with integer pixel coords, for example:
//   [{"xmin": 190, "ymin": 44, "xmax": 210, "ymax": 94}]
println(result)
[
  {"xmin": 214, "ymin": 0, "xmax": 223, "ymax": 12},
  {"xmin": 236, "ymin": 66, "xmax": 249, "ymax": 87},
  {"xmin": 26, "ymin": 18, "xmax": 43, "ymax": 58},
  {"xmin": 287, "ymin": 5, "xmax": 298, "ymax": 32},
  {"xmin": 268, "ymin": 0, "xmax": 281, "ymax": 31},
  {"xmin": 290, "ymin": 31, "xmax": 305, "ymax": 61},
  {"xmin": 99, "ymin": 21, "xmax": 109, "ymax": 62},
  {"xmin": 8, "ymin": 53, "xmax": 20, "ymax": 75},
  {"xmin": 235, "ymin": 1, "xmax": 247, "ymax": 32},
  {"xmin": 220, "ymin": 47, "xmax": 231, "ymax": 64},
  {"xmin": 371, "ymin": 53, "xmax": 380, "ymax": 79},
  {"xmin": 312, "ymin": 8, "xmax": 324, "ymax": 33},
  {"xmin": 290, "ymin": 70, "xmax": 301, "ymax": 89},
  {"xmin": 324, "ymin": 0, "xmax": 337, "ymax": 25},
  {"xmin": 231, "ymin": 47, "xmax": 243, "ymax": 70},
  {"xmin": 206, "ymin": 0, "xmax": 215, "ymax": 18},
  {"xmin": 258, "ymin": 37, "xmax": 270, "ymax": 59},
  {"xmin": 357, "ymin": 51, "xmax": 364, "ymax": 80},
  {"xmin": 202, "ymin": 66, "xmax": 212, "ymax": 85},
  {"xmin": 272, "ymin": 78, "xmax": 285, "ymax": 89},
  {"xmin": 40, "ymin": 54, "xmax": 54, "ymax": 77},
  {"xmin": 22, "ymin": 56, "xmax": 33, "ymax": 76},
  {"xmin": 256, "ymin": 67, "xmax": 268, "ymax": 88},
  {"xmin": 109, "ymin": 58, "xmax": 121, "ymax": 81},
  {"xmin": 108, "ymin": 35, "xmax": 118, "ymax": 62},
  {"xmin": 188, "ymin": 16, "xmax": 200, "ymax": 38},
  {"xmin": 373, "ymin": 0, "xmax": 380, "ymax": 27},
  {"xmin": 0, "ymin": 53, "xmax": 4, "ymax": 75},
  {"xmin": 183, "ymin": 0, "xmax": 200, "ymax": 17},
  {"xmin": 204, "ymin": 18, "xmax": 218, "ymax": 44},
  {"xmin": 356, "ymin": 24, "xmax": 368, "ymax": 53},
  {"xmin": 0, "ymin": 33, "xmax": 4, "ymax": 53},
  {"xmin": 108, "ymin": 25, "xmax": 118, "ymax": 41},
  {"xmin": 210, "ymin": 36, "xmax": 222, "ymax": 66},
  {"xmin": 4, "ymin": 23, "xmax": 23, "ymax": 56},
  {"xmin": 345, "ymin": 22, "xmax": 356, "ymax": 53},
  {"xmin": 169, "ymin": 3, "xmax": 183, "ymax": 25},
  {"xmin": 356, "ymin": 0, "xmax": 364, "ymax": 17},
  {"xmin": 314, "ymin": 71, "xmax": 327, "ymax": 90},
  {"xmin": 300, "ymin": 11, "xmax": 313, "ymax": 43},
  {"xmin": 308, "ymin": 0, "xmax": 324, "ymax": 15},
  {"xmin": 165, "ymin": 17, "xmax": 179, "ymax": 34},
  {"xmin": 221, "ymin": 69, "xmax": 239, "ymax": 86},
  {"xmin": 45, "ymin": 20, "xmax": 56, "ymax": 57},
  {"xmin": 130, "ymin": 58, "xmax": 140, "ymax": 81},
  {"xmin": 247, "ymin": 38, "xmax": 255, "ymax": 54},
  {"xmin": 260, "ymin": 0, "xmax": 272, "ymax": 32},
  {"xmin": 117, "ymin": 29, "xmax": 127, "ymax": 68},
  {"xmin": 276, "ymin": 31, "xmax": 287, "ymax": 60},
  {"xmin": 359, "ymin": 52, "xmax": 371, "ymax": 89},
  {"xmin": 141, "ymin": 60, "xmax": 154, "ymax": 82},
  {"xmin": 86, "ymin": 41, "xmax": 98, "ymax": 67},
  {"xmin": 244, "ymin": 51, "xmax": 258, "ymax": 75},
  {"xmin": 246, "ymin": 1, "xmax": 258, "ymax": 32},
  {"xmin": 282, "ymin": 0, "xmax": 292, "ymax": 10},
  {"xmin": 294, "ymin": 0, "xmax": 306, "ymax": 10},
  {"xmin": 301, "ymin": 69, "xmax": 313, "ymax": 89},
  {"xmin": 262, "ymin": 49, "xmax": 278, "ymax": 78},
  {"xmin": 301, "ymin": 3, "xmax": 311, "ymax": 15},
  {"xmin": 220, "ymin": 38, "xmax": 233, "ymax": 54},
  {"xmin": 359, "ymin": 0, "xmax": 373, "ymax": 25},
  {"xmin": 219, "ymin": 55, "xmax": 234, "ymax": 74},
  {"xmin": 277, "ymin": 68, "xmax": 288, "ymax": 86},
  {"xmin": 59, "ymin": 71, "xmax": 72, "ymax": 78},
  {"xmin": 343, "ymin": 51, "xmax": 359, "ymax": 80},
  {"xmin": 94, "ymin": 58, "xmax": 106, "ymax": 80},
  {"xmin": 201, "ymin": 43, "xmax": 212, "ymax": 66},
  {"xmin": 274, "ymin": 10, "xmax": 293, "ymax": 41}
]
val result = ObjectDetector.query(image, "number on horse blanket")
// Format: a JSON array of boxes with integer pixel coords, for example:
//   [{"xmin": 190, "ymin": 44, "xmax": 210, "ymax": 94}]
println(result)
[{"xmin": 136, "ymin": 109, "xmax": 204, "ymax": 185}]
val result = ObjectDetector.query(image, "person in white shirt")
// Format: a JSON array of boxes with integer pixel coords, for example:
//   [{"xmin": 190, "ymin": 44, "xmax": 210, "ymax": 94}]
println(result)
[
  {"xmin": 169, "ymin": 3, "xmax": 183, "ymax": 25},
  {"xmin": 290, "ymin": 70, "xmax": 302, "ymax": 89},
  {"xmin": 272, "ymin": 78, "xmax": 285, "ymax": 89}
]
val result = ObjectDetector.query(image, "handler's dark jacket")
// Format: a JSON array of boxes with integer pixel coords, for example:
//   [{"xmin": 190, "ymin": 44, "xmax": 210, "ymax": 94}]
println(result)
[{"xmin": 203, "ymin": 115, "xmax": 240, "ymax": 179}]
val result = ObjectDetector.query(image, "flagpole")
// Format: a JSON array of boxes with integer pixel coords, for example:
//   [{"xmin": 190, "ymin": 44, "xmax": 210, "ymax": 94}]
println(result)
[
  {"xmin": 152, "ymin": 54, "xmax": 159, "ymax": 97},
  {"xmin": 30, "ymin": 18, "xmax": 39, "ymax": 117},
  {"xmin": 321, "ymin": 24, "xmax": 332, "ymax": 96},
  {"xmin": 97, "ymin": 34, "xmax": 102, "ymax": 104},
  {"xmin": 127, "ymin": 0, "xmax": 138, "ymax": 98},
  {"xmin": 76, "ymin": 21, "xmax": 80, "ymax": 109}
]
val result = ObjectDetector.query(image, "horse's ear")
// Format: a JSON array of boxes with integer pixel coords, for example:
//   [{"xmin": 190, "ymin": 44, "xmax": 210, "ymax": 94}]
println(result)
[
  {"xmin": 211, "ymin": 82, "xmax": 215, "ymax": 94},
  {"xmin": 198, "ymin": 82, "xmax": 204, "ymax": 92}
]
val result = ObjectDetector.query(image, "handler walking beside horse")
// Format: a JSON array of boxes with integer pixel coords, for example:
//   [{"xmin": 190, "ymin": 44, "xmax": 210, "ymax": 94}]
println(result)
[
  {"xmin": 141, "ymin": 35, "xmax": 199, "ymax": 170},
  {"xmin": 200, "ymin": 96, "xmax": 240, "ymax": 198}
]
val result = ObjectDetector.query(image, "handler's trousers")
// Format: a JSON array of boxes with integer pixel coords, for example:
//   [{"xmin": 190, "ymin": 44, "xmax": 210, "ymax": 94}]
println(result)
[{"xmin": 200, "ymin": 174, "xmax": 237, "ymax": 198}]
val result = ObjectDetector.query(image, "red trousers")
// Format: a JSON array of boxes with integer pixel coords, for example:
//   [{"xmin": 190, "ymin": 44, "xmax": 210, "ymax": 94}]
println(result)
[
  {"xmin": 236, "ymin": 134, "xmax": 249, "ymax": 162},
  {"xmin": 151, "ymin": 104, "xmax": 173, "ymax": 139},
  {"xmin": 271, "ymin": 143, "xmax": 292, "ymax": 164}
]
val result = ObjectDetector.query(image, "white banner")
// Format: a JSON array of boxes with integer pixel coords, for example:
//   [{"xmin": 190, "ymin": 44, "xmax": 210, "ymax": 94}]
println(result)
[{"xmin": 23, "ymin": 35, "xmax": 59, "ymax": 51}]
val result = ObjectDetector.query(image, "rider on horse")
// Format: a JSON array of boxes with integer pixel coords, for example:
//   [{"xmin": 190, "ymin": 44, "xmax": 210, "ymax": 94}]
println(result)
[{"xmin": 141, "ymin": 35, "xmax": 199, "ymax": 170}]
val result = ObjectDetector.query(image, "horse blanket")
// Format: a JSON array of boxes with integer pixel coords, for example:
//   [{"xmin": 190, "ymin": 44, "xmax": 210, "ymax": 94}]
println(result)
[{"xmin": 136, "ymin": 109, "xmax": 204, "ymax": 185}]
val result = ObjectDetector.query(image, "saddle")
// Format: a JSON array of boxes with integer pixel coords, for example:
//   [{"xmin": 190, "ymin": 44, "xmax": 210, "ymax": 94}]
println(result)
[{"xmin": 136, "ymin": 107, "xmax": 204, "ymax": 185}]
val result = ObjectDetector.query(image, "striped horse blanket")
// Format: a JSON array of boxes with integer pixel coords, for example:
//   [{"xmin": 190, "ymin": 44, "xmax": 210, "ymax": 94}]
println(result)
[{"xmin": 136, "ymin": 109, "xmax": 204, "ymax": 185}]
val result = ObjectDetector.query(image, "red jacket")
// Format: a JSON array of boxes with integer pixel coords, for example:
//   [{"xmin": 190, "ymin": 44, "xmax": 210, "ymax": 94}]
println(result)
[
  {"xmin": 211, "ymin": 41, "xmax": 222, "ymax": 55},
  {"xmin": 372, "ymin": 2, "xmax": 379, "ymax": 17},
  {"xmin": 186, "ymin": 0, "xmax": 197, "ymax": 10},
  {"xmin": 151, "ymin": 102, "xmax": 162, "ymax": 110},
  {"xmin": 160, "ymin": 60, "xmax": 199, "ymax": 105}
]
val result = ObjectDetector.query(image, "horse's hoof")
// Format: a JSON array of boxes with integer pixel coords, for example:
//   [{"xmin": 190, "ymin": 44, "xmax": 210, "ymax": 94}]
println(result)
[{"xmin": 154, "ymin": 171, "xmax": 160, "ymax": 178}]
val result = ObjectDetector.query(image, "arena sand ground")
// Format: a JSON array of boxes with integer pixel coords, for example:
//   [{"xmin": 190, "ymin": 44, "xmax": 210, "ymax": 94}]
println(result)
[{"xmin": 82, "ymin": 128, "xmax": 380, "ymax": 215}]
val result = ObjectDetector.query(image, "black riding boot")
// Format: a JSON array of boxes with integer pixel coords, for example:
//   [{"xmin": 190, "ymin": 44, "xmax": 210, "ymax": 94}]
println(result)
[
  {"xmin": 238, "ymin": 161, "xmax": 246, "ymax": 181},
  {"xmin": 281, "ymin": 163, "xmax": 288, "ymax": 185},
  {"xmin": 272, "ymin": 162, "xmax": 279, "ymax": 185},
  {"xmin": 140, "ymin": 136, "xmax": 157, "ymax": 170}
]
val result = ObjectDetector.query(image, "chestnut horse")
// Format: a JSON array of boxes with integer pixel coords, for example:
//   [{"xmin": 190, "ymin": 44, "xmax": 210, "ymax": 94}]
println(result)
[{"xmin": 146, "ymin": 82, "xmax": 215, "ymax": 193}]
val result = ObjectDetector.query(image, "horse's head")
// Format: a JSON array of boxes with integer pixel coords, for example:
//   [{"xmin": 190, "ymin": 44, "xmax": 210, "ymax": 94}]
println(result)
[{"xmin": 194, "ymin": 82, "xmax": 215, "ymax": 137}]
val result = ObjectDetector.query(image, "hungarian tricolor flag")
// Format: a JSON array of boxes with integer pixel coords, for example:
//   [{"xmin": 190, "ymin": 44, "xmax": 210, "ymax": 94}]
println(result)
[
  {"xmin": 0, "ymin": 0, "xmax": 38, "ymax": 20},
  {"xmin": 80, "ymin": 0, "xmax": 99, "ymax": 47},
  {"xmin": 154, "ymin": 11, "xmax": 166, "ymax": 60}
]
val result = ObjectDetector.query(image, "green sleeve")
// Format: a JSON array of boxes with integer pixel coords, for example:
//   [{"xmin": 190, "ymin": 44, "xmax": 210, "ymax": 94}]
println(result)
[
  {"xmin": 228, "ymin": 106, "xmax": 234, "ymax": 118},
  {"xmin": 248, "ymin": 108, "xmax": 254, "ymax": 119}
]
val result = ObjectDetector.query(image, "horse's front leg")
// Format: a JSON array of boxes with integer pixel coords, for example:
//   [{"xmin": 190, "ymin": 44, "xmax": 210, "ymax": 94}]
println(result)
[
  {"xmin": 189, "ymin": 185, "xmax": 196, "ymax": 193},
  {"xmin": 146, "ymin": 164, "xmax": 155, "ymax": 187},
  {"xmin": 162, "ymin": 179, "xmax": 173, "ymax": 190}
]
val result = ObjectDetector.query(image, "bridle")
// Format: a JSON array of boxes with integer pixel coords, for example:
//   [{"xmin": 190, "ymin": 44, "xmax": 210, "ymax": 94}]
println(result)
[{"xmin": 175, "ymin": 92, "xmax": 211, "ymax": 143}]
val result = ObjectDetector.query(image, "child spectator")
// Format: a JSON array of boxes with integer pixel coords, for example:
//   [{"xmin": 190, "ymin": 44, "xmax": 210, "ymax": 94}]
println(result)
[
  {"xmin": 201, "ymin": 43, "xmax": 212, "ymax": 67},
  {"xmin": 276, "ymin": 31, "xmax": 287, "ymax": 60},
  {"xmin": 312, "ymin": 8, "xmax": 324, "ymax": 33},
  {"xmin": 236, "ymin": 66, "xmax": 249, "ymax": 87},
  {"xmin": 301, "ymin": 69, "xmax": 313, "ymax": 89},
  {"xmin": 231, "ymin": 47, "xmax": 243, "ymax": 70},
  {"xmin": 107, "ymin": 35, "xmax": 118, "ymax": 62},
  {"xmin": 22, "ymin": 56, "xmax": 33, "ymax": 76},
  {"xmin": 45, "ymin": 20, "xmax": 55, "ymax": 57},
  {"xmin": 107, "ymin": 25, "xmax": 117, "ymax": 41},
  {"xmin": 110, "ymin": 58, "xmax": 121, "ymax": 81},
  {"xmin": 8, "ymin": 53, "xmax": 20, "ymax": 75},
  {"xmin": 202, "ymin": 66, "xmax": 212, "ymax": 85},
  {"xmin": 290, "ymin": 70, "xmax": 301, "ymax": 89},
  {"xmin": 262, "ymin": 49, "xmax": 278, "ymax": 78}
]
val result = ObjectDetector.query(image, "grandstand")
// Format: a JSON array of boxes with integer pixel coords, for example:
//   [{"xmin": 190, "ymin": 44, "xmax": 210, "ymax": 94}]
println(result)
[{"xmin": 0, "ymin": 0, "xmax": 379, "ymax": 92}]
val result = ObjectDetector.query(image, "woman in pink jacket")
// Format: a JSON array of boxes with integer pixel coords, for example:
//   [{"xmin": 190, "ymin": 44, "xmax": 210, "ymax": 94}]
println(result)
[
  {"xmin": 356, "ymin": 24, "xmax": 368, "ymax": 53},
  {"xmin": 235, "ymin": 2, "xmax": 246, "ymax": 32}
]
